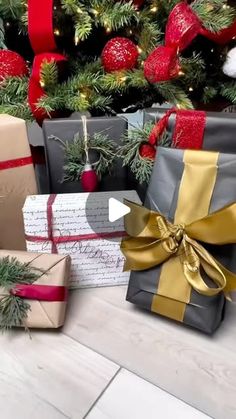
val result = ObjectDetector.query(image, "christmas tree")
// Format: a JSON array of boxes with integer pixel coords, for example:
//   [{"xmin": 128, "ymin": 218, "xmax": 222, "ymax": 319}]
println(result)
[{"xmin": 0, "ymin": 0, "xmax": 236, "ymax": 122}]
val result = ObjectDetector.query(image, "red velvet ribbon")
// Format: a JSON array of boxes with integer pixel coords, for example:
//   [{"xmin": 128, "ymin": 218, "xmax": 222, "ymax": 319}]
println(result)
[
  {"xmin": 25, "ymin": 194, "xmax": 127, "ymax": 254},
  {"xmin": 28, "ymin": 0, "xmax": 67, "ymax": 124},
  {"xmin": 10, "ymin": 284, "xmax": 67, "ymax": 301},
  {"xmin": 144, "ymin": 2, "xmax": 201, "ymax": 83},
  {"xmin": 0, "ymin": 156, "xmax": 33, "ymax": 171},
  {"xmin": 148, "ymin": 108, "xmax": 206, "ymax": 150}
]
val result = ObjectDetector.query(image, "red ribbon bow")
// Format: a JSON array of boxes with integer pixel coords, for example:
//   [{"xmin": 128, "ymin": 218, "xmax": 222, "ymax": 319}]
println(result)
[
  {"xmin": 148, "ymin": 108, "xmax": 206, "ymax": 150},
  {"xmin": 28, "ymin": 0, "xmax": 67, "ymax": 124},
  {"xmin": 144, "ymin": 2, "xmax": 201, "ymax": 83}
]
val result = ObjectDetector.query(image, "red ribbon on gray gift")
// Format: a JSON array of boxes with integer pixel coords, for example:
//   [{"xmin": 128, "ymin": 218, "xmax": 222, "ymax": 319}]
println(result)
[
  {"xmin": 148, "ymin": 108, "xmax": 206, "ymax": 150},
  {"xmin": 28, "ymin": 0, "xmax": 67, "ymax": 124},
  {"xmin": 25, "ymin": 194, "xmax": 128, "ymax": 253}
]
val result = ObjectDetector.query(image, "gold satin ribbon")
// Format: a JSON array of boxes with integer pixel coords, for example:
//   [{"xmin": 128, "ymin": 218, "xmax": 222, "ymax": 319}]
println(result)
[{"xmin": 121, "ymin": 150, "xmax": 236, "ymax": 322}]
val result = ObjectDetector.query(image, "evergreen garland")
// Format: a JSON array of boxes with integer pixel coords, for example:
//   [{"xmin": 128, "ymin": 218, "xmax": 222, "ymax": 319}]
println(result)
[
  {"xmin": 49, "ymin": 130, "xmax": 117, "ymax": 182},
  {"xmin": 118, "ymin": 122, "xmax": 171, "ymax": 184},
  {"xmin": 0, "ymin": 257, "xmax": 43, "ymax": 332}
]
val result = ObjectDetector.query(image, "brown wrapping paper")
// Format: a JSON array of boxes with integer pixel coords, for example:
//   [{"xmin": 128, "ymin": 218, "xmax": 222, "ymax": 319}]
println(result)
[
  {"xmin": 0, "ymin": 250, "xmax": 71, "ymax": 329},
  {"xmin": 0, "ymin": 115, "xmax": 38, "ymax": 250}
]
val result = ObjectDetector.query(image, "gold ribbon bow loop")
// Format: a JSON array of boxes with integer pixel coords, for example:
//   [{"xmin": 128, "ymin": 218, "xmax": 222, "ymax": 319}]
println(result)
[{"xmin": 121, "ymin": 201, "xmax": 236, "ymax": 297}]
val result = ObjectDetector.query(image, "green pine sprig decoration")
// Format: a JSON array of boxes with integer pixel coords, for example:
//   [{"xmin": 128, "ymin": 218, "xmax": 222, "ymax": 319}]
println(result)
[
  {"xmin": 49, "ymin": 130, "xmax": 117, "ymax": 182},
  {"xmin": 118, "ymin": 122, "xmax": 171, "ymax": 184},
  {"xmin": 0, "ymin": 257, "xmax": 43, "ymax": 332}
]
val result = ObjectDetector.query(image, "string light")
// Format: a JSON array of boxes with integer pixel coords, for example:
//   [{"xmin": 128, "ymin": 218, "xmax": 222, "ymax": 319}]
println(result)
[
  {"xmin": 77, "ymin": 7, "xmax": 83, "ymax": 14},
  {"xmin": 137, "ymin": 46, "xmax": 143, "ymax": 54},
  {"xmin": 75, "ymin": 36, "xmax": 79, "ymax": 45},
  {"xmin": 189, "ymin": 87, "xmax": 194, "ymax": 92},
  {"xmin": 129, "ymin": 30, "xmax": 133, "ymax": 35},
  {"xmin": 211, "ymin": 48, "xmax": 214, "ymax": 52},
  {"xmin": 150, "ymin": 6, "xmax": 158, "ymax": 13},
  {"xmin": 40, "ymin": 81, "xmax": 45, "ymax": 88},
  {"xmin": 80, "ymin": 93, "xmax": 87, "ymax": 99},
  {"xmin": 120, "ymin": 76, "xmax": 127, "ymax": 82},
  {"xmin": 6, "ymin": 22, "xmax": 10, "ymax": 27},
  {"xmin": 178, "ymin": 70, "xmax": 185, "ymax": 76},
  {"xmin": 106, "ymin": 27, "xmax": 111, "ymax": 33},
  {"xmin": 92, "ymin": 9, "xmax": 99, "ymax": 16},
  {"xmin": 54, "ymin": 29, "xmax": 60, "ymax": 36}
]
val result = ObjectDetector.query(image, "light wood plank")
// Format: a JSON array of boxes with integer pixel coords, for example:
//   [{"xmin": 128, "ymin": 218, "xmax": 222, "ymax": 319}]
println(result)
[
  {"xmin": 87, "ymin": 369, "xmax": 209, "ymax": 419},
  {"xmin": 64, "ymin": 286, "xmax": 236, "ymax": 419},
  {"xmin": 0, "ymin": 331, "xmax": 119, "ymax": 419}
]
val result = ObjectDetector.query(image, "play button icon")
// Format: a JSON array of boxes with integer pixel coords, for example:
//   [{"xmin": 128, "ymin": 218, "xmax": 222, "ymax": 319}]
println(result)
[
  {"xmin": 85, "ymin": 190, "xmax": 141, "ymax": 242},
  {"xmin": 108, "ymin": 198, "xmax": 131, "ymax": 222}
]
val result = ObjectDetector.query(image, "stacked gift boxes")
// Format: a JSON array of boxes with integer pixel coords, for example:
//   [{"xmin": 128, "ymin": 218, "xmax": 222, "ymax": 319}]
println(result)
[{"xmin": 2, "ymin": 109, "xmax": 236, "ymax": 334}]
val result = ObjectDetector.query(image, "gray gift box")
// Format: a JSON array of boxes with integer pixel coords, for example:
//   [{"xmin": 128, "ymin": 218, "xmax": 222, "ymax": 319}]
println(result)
[
  {"xmin": 126, "ymin": 147, "xmax": 236, "ymax": 334},
  {"xmin": 43, "ymin": 116, "xmax": 131, "ymax": 193},
  {"xmin": 144, "ymin": 108, "xmax": 236, "ymax": 153}
]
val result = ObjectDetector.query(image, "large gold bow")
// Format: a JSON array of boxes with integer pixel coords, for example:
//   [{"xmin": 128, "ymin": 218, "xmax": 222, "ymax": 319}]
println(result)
[{"xmin": 121, "ymin": 200, "xmax": 236, "ymax": 299}]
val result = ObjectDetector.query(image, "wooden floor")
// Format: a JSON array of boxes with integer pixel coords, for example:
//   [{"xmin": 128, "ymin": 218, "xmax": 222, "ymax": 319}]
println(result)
[{"xmin": 1, "ymin": 285, "xmax": 235, "ymax": 418}]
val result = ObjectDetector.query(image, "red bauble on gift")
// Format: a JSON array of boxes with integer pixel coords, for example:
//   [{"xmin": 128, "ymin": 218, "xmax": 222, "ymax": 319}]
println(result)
[
  {"xmin": 0, "ymin": 50, "xmax": 28, "ymax": 80},
  {"xmin": 139, "ymin": 143, "xmax": 156, "ymax": 159},
  {"xmin": 200, "ymin": 20, "xmax": 236, "ymax": 45},
  {"xmin": 144, "ymin": 46, "xmax": 180, "ymax": 83},
  {"xmin": 81, "ymin": 163, "xmax": 99, "ymax": 192},
  {"xmin": 102, "ymin": 37, "xmax": 139, "ymax": 72}
]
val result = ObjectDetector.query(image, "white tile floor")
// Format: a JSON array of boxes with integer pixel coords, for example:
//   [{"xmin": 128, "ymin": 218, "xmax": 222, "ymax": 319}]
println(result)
[{"xmin": 1, "ymin": 285, "xmax": 235, "ymax": 418}]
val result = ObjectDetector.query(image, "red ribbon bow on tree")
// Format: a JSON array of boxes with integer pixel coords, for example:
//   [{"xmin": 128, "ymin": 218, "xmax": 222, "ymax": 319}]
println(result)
[
  {"xmin": 144, "ymin": 2, "xmax": 201, "ymax": 83},
  {"xmin": 28, "ymin": 0, "xmax": 67, "ymax": 124}
]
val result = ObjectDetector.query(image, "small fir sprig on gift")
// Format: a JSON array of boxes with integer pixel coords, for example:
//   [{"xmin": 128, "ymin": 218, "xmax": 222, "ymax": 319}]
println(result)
[
  {"xmin": 49, "ymin": 130, "xmax": 117, "ymax": 183},
  {"xmin": 0, "ymin": 257, "xmax": 43, "ymax": 332},
  {"xmin": 118, "ymin": 122, "xmax": 171, "ymax": 184}
]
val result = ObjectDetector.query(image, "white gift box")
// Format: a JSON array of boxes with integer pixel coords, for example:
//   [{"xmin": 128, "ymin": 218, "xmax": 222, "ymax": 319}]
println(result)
[{"xmin": 23, "ymin": 191, "xmax": 141, "ymax": 288}]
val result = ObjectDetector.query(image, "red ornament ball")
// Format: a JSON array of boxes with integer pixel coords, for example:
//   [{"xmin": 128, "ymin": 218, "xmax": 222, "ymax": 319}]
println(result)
[
  {"xmin": 139, "ymin": 143, "xmax": 156, "ymax": 160},
  {"xmin": 0, "ymin": 50, "xmax": 28, "ymax": 81},
  {"xmin": 102, "ymin": 37, "xmax": 139, "ymax": 72}
]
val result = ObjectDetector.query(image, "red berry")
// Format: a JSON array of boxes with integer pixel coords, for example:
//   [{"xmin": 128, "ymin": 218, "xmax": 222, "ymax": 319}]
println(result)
[
  {"xmin": 0, "ymin": 50, "xmax": 28, "ymax": 80},
  {"xmin": 139, "ymin": 144, "xmax": 156, "ymax": 160},
  {"xmin": 102, "ymin": 37, "xmax": 138, "ymax": 73}
]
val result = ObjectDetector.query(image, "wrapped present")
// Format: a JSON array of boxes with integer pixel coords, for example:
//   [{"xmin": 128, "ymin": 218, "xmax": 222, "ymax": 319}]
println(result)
[
  {"xmin": 0, "ymin": 115, "xmax": 38, "ymax": 250},
  {"xmin": 122, "ymin": 148, "xmax": 236, "ymax": 334},
  {"xmin": 43, "ymin": 115, "xmax": 132, "ymax": 193},
  {"xmin": 0, "ymin": 250, "xmax": 71, "ymax": 330},
  {"xmin": 144, "ymin": 108, "xmax": 236, "ymax": 152},
  {"xmin": 23, "ymin": 190, "xmax": 141, "ymax": 288}
]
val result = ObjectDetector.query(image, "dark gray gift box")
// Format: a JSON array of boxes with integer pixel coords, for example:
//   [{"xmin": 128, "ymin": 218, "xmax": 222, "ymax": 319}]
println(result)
[
  {"xmin": 144, "ymin": 108, "xmax": 236, "ymax": 153},
  {"xmin": 126, "ymin": 147, "xmax": 236, "ymax": 334},
  {"xmin": 43, "ymin": 116, "xmax": 131, "ymax": 193}
]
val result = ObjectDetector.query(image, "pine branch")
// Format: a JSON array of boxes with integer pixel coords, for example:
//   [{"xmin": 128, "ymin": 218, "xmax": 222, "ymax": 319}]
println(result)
[
  {"xmin": 0, "ymin": 0, "xmax": 25, "ymax": 19},
  {"xmin": 180, "ymin": 53, "xmax": 206, "ymax": 86},
  {"xmin": 61, "ymin": 0, "xmax": 84, "ymax": 15},
  {"xmin": 74, "ymin": 12, "xmax": 92, "ymax": 42},
  {"xmin": 40, "ymin": 60, "xmax": 58, "ymax": 92},
  {"xmin": 192, "ymin": 0, "xmax": 236, "ymax": 33},
  {"xmin": 202, "ymin": 85, "xmax": 218, "ymax": 103},
  {"xmin": 138, "ymin": 22, "xmax": 162, "ymax": 56},
  {"xmin": 118, "ymin": 122, "xmax": 155, "ymax": 184},
  {"xmin": 221, "ymin": 81, "xmax": 236, "ymax": 103},
  {"xmin": 156, "ymin": 82, "xmax": 194, "ymax": 109},
  {"xmin": 96, "ymin": 1, "xmax": 138, "ymax": 30},
  {"xmin": 0, "ymin": 17, "xmax": 6, "ymax": 49},
  {"xmin": 0, "ymin": 257, "xmax": 44, "ymax": 332},
  {"xmin": 0, "ymin": 76, "xmax": 33, "ymax": 120},
  {"xmin": 0, "ymin": 296, "xmax": 31, "ymax": 332}
]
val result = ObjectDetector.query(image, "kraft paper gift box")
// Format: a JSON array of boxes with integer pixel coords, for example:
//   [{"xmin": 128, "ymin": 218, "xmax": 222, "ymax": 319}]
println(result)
[
  {"xmin": 23, "ymin": 190, "xmax": 141, "ymax": 288},
  {"xmin": 144, "ymin": 108, "xmax": 236, "ymax": 153},
  {"xmin": 0, "ymin": 115, "xmax": 38, "ymax": 250},
  {"xmin": 0, "ymin": 250, "xmax": 71, "ymax": 329},
  {"xmin": 122, "ymin": 147, "xmax": 236, "ymax": 334},
  {"xmin": 43, "ymin": 116, "xmax": 132, "ymax": 194}
]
